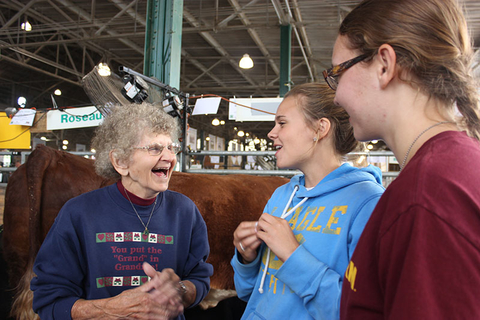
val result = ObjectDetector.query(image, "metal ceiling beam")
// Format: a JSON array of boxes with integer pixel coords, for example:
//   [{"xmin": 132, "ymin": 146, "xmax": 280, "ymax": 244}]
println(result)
[
  {"xmin": 284, "ymin": 0, "xmax": 314, "ymax": 81},
  {"xmin": 95, "ymin": 0, "xmax": 139, "ymax": 36},
  {"xmin": 0, "ymin": 0, "xmax": 39, "ymax": 30},
  {"xmin": 54, "ymin": 0, "xmax": 144, "ymax": 55},
  {"xmin": 110, "ymin": 0, "xmax": 227, "ymax": 91},
  {"xmin": 228, "ymin": 0, "xmax": 280, "ymax": 76},
  {"xmin": 0, "ymin": 55, "xmax": 81, "ymax": 87},
  {"xmin": 217, "ymin": 0, "xmax": 261, "ymax": 29},
  {"xmin": 0, "ymin": 32, "xmax": 146, "ymax": 49},
  {"xmin": 5, "ymin": 0, "xmax": 136, "ymax": 69},
  {"xmin": 183, "ymin": 8, "xmax": 258, "ymax": 87},
  {"xmin": 290, "ymin": 0, "xmax": 317, "ymax": 81},
  {"xmin": 186, "ymin": 59, "xmax": 223, "ymax": 88},
  {"xmin": 270, "ymin": 0, "xmax": 289, "ymax": 25},
  {"xmin": 109, "ymin": 0, "xmax": 147, "ymax": 25},
  {"xmin": 181, "ymin": 49, "xmax": 226, "ymax": 88},
  {"xmin": 2, "ymin": 40, "xmax": 84, "ymax": 77}
]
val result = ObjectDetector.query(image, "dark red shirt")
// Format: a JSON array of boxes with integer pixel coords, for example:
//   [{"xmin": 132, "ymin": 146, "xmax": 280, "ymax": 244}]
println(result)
[{"xmin": 341, "ymin": 131, "xmax": 480, "ymax": 319}]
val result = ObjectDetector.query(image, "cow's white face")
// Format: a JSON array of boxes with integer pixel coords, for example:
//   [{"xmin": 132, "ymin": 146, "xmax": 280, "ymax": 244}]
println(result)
[{"xmin": 118, "ymin": 133, "xmax": 177, "ymax": 199}]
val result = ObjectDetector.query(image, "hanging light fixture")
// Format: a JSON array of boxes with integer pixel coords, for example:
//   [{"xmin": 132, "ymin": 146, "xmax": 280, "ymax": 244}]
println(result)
[
  {"xmin": 239, "ymin": 54, "xmax": 254, "ymax": 69},
  {"xmin": 21, "ymin": 21, "xmax": 32, "ymax": 32},
  {"xmin": 54, "ymin": 89, "xmax": 62, "ymax": 96},
  {"xmin": 212, "ymin": 118, "xmax": 220, "ymax": 126},
  {"xmin": 17, "ymin": 96, "xmax": 27, "ymax": 108}
]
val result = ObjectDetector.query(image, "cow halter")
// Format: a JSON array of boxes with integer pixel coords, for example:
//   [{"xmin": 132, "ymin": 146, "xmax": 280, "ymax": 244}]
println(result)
[{"xmin": 124, "ymin": 187, "xmax": 158, "ymax": 235}]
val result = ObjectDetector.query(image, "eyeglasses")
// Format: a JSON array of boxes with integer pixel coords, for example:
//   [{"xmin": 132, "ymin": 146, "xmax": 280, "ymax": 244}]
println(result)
[
  {"xmin": 322, "ymin": 53, "xmax": 370, "ymax": 91},
  {"xmin": 133, "ymin": 143, "xmax": 182, "ymax": 155}
]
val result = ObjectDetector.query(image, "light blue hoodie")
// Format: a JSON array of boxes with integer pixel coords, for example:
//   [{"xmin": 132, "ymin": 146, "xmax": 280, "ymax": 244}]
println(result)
[{"xmin": 231, "ymin": 163, "xmax": 384, "ymax": 320}]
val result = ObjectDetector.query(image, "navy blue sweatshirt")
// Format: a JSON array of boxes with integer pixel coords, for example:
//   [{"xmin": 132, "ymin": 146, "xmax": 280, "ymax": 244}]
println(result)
[{"xmin": 31, "ymin": 183, "xmax": 213, "ymax": 319}]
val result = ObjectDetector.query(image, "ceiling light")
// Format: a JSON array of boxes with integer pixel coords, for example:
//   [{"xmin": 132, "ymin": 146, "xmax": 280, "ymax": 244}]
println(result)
[
  {"xmin": 239, "ymin": 54, "xmax": 254, "ymax": 69},
  {"xmin": 220, "ymin": 120, "xmax": 225, "ymax": 125},
  {"xmin": 97, "ymin": 63, "xmax": 111, "ymax": 77},
  {"xmin": 54, "ymin": 89, "xmax": 62, "ymax": 96},
  {"xmin": 212, "ymin": 118, "xmax": 220, "ymax": 126},
  {"xmin": 237, "ymin": 130, "xmax": 245, "ymax": 137},
  {"xmin": 17, "ymin": 96, "xmax": 26, "ymax": 108},
  {"xmin": 63, "ymin": 140, "xmax": 69, "ymax": 145},
  {"xmin": 21, "ymin": 21, "xmax": 32, "ymax": 32},
  {"xmin": 367, "ymin": 144, "xmax": 373, "ymax": 150},
  {"xmin": 40, "ymin": 136, "xmax": 47, "ymax": 141},
  {"xmin": 62, "ymin": 145, "xmax": 68, "ymax": 150}
]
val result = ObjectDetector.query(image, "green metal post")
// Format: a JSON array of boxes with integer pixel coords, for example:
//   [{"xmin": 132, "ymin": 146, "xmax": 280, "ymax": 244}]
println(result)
[{"xmin": 144, "ymin": 0, "xmax": 183, "ymax": 89}]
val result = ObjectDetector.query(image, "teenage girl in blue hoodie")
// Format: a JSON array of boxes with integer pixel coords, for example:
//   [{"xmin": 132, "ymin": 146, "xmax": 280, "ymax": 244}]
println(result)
[{"xmin": 231, "ymin": 83, "xmax": 384, "ymax": 320}]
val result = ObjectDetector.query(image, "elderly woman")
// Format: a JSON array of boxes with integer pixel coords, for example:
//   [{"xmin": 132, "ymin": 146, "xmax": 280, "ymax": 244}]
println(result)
[{"xmin": 30, "ymin": 103, "xmax": 213, "ymax": 319}]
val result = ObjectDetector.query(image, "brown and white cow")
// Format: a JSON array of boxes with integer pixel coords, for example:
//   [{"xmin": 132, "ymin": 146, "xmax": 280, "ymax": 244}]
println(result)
[{"xmin": 2, "ymin": 145, "xmax": 288, "ymax": 319}]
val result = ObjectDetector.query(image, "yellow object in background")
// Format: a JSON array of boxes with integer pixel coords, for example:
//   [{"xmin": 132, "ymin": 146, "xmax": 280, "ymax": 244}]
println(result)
[{"xmin": 0, "ymin": 112, "xmax": 31, "ymax": 149}]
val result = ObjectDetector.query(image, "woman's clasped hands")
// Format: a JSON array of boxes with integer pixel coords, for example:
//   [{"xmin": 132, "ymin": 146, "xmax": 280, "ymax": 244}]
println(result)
[{"xmin": 87, "ymin": 262, "xmax": 184, "ymax": 320}]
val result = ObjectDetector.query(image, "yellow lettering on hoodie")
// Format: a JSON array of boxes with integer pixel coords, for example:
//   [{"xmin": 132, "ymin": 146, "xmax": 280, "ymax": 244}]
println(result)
[
  {"xmin": 306, "ymin": 207, "xmax": 324, "ymax": 232},
  {"xmin": 262, "ymin": 247, "xmax": 284, "ymax": 270},
  {"xmin": 345, "ymin": 260, "xmax": 357, "ymax": 291},
  {"xmin": 296, "ymin": 206, "xmax": 319, "ymax": 231},
  {"xmin": 288, "ymin": 207, "xmax": 302, "ymax": 229},
  {"xmin": 269, "ymin": 274, "xmax": 278, "ymax": 293},
  {"xmin": 322, "ymin": 205, "xmax": 347, "ymax": 234}
]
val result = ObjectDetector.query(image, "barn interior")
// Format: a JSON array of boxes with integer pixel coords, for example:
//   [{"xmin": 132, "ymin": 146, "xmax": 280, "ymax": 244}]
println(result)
[
  {"xmin": 1, "ymin": 0, "xmax": 478, "ymax": 153},
  {"xmin": 1, "ymin": 1, "xmax": 480, "ymax": 319}
]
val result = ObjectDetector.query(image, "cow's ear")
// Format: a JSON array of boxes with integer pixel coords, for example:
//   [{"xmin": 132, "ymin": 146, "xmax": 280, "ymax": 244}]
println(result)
[{"xmin": 110, "ymin": 150, "xmax": 129, "ymax": 176}]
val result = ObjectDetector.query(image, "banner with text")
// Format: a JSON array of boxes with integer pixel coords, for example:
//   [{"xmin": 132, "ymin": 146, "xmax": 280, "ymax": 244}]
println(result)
[{"xmin": 47, "ymin": 106, "xmax": 103, "ymax": 130}]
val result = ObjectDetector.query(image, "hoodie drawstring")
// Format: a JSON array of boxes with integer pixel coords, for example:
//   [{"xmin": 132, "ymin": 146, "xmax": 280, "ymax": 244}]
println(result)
[{"xmin": 258, "ymin": 185, "xmax": 308, "ymax": 294}]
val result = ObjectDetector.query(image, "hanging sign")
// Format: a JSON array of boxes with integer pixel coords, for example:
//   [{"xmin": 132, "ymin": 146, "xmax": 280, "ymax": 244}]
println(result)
[{"xmin": 47, "ymin": 106, "xmax": 103, "ymax": 130}]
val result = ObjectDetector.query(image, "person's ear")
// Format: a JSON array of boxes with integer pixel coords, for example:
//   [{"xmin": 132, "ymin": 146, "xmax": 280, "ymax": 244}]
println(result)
[
  {"xmin": 377, "ymin": 43, "xmax": 397, "ymax": 89},
  {"xmin": 315, "ymin": 118, "xmax": 331, "ymax": 141},
  {"xmin": 110, "ymin": 150, "xmax": 129, "ymax": 176}
]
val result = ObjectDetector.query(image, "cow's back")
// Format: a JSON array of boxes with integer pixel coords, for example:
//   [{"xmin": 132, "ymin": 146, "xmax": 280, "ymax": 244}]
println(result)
[
  {"xmin": 169, "ymin": 172, "xmax": 287, "ymax": 289},
  {"xmin": 3, "ymin": 145, "xmax": 113, "ymax": 288}
]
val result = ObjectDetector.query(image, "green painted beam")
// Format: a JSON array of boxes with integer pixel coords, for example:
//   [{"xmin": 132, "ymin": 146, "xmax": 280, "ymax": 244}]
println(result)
[{"xmin": 144, "ymin": 0, "xmax": 183, "ymax": 89}]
